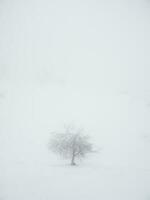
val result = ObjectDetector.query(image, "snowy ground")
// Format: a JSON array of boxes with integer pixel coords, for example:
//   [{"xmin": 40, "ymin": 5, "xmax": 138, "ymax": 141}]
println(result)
[
  {"xmin": 0, "ymin": 84, "xmax": 150, "ymax": 200},
  {"xmin": 1, "ymin": 157, "xmax": 149, "ymax": 200}
]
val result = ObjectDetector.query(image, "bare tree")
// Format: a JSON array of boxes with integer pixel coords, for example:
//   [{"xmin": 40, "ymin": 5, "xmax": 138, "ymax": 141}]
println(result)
[{"xmin": 49, "ymin": 126, "xmax": 93, "ymax": 165}]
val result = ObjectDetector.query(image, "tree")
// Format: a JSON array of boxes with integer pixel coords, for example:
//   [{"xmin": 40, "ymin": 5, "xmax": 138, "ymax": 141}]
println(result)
[{"xmin": 49, "ymin": 126, "xmax": 93, "ymax": 165}]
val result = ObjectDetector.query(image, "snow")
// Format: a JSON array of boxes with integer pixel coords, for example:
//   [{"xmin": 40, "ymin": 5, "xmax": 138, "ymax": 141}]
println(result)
[
  {"xmin": 0, "ymin": 0, "xmax": 150, "ymax": 199},
  {"xmin": 0, "ymin": 84, "xmax": 149, "ymax": 200}
]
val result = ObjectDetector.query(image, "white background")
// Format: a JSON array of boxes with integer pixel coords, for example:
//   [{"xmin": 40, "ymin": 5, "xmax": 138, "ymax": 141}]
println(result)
[{"xmin": 0, "ymin": 0, "xmax": 150, "ymax": 199}]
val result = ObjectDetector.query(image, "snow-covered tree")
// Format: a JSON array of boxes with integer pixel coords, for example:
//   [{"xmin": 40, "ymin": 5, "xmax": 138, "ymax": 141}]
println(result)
[{"xmin": 49, "ymin": 126, "xmax": 93, "ymax": 165}]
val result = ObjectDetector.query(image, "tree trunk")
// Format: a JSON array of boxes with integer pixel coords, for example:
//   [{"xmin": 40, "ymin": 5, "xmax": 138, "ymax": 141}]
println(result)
[{"xmin": 71, "ymin": 154, "xmax": 76, "ymax": 165}]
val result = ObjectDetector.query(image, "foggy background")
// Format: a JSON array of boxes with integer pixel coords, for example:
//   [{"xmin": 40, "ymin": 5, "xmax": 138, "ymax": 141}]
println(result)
[{"xmin": 0, "ymin": 0, "xmax": 150, "ymax": 199}]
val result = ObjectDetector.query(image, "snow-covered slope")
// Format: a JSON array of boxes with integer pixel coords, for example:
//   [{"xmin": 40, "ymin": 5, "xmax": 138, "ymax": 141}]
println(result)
[{"xmin": 0, "ymin": 83, "xmax": 149, "ymax": 200}]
